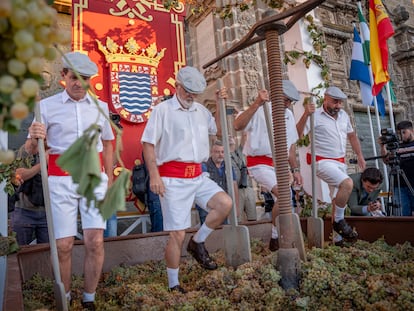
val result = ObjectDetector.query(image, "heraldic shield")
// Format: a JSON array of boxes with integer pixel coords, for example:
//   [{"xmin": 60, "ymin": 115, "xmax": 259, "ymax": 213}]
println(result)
[{"xmin": 97, "ymin": 38, "xmax": 166, "ymax": 123}]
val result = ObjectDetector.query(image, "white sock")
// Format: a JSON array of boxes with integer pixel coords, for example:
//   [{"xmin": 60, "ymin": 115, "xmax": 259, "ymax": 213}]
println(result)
[
  {"xmin": 66, "ymin": 291, "xmax": 71, "ymax": 302},
  {"xmin": 167, "ymin": 267, "xmax": 179, "ymax": 288},
  {"xmin": 193, "ymin": 223, "xmax": 214, "ymax": 243},
  {"xmin": 334, "ymin": 205, "xmax": 345, "ymax": 223},
  {"xmin": 82, "ymin": 291, "xmax": 95, "ymax": 303},
  {"xmin": 333, "ymin": 233, "xmax": 343, "ymax": 242},
  {"xmin": 271, "ymin": 225, "xmax": 279, "ymax": 239}
]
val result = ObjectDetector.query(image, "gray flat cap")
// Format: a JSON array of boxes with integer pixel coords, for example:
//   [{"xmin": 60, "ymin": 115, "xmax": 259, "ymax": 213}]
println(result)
[
  {"xmin": 282, "ymin": 80, "xmax": 300, "ymax": 101},
  {"xmin": 176, "ymin": 66, "xmax": 206, "ymax": 94},
  {"xmin": 325, "ymin": 86, "xmax": 347, "ymax": 100},
  {"xmin": 62, "ymin": 52, "xmax": 98, "ymax": 77}
]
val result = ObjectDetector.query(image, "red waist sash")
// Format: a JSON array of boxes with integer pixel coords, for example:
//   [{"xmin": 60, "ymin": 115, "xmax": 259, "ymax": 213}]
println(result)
[
  {"xmin": 158, "ymin": 161, "xmax": 202, "ymax": 178},
  {"xmin": 48, "ymin": 153, "xmax": 103, "ymax": 176},
  {"xmin": 306, "ymin": 153, "xmax": 345, "ymax": 165},
  {"xmin": 246, "ymin": 155, "xmax": 273, "ymax": 167}
]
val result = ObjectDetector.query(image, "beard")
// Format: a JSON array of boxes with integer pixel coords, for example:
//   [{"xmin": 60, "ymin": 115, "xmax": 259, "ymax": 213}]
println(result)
[
  {"xmin": 177, "ymin": 93, "xmax": 194, "ymax": 109},
  {"xmin": 326, "ymin": 106, "xmax": 339, "ymax": 117}
]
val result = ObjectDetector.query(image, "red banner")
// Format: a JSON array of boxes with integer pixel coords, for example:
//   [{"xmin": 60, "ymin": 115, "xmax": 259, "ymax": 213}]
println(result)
[{"xmin": 72, "ymin": 0, "xmax": 186, "ymax": 209}]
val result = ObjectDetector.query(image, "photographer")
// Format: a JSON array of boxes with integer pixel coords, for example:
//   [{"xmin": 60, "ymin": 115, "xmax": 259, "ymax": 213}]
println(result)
[
  {"xmin": 347, "ymin": 167, "xmax": 384, "ymax": 216},
  {"xmin": 379, "ymin": 120, "xmax": 414, "ymax": 216}
]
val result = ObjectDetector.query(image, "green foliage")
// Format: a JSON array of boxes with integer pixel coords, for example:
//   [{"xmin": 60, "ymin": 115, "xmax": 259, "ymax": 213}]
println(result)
[
  {"xmin": 98, "ymin": 168, "xmax": 131, "ymax": 219},
  {"xmin": 298, "ymin": 192, "xmax": 333, "ymax": 218},
  {"xmin": 163, "ymin": 0, "xmax": 284, "ymax": 19},
  {"xmin": 0, "ymin": 154, "xmax": 30, "ymax": 195},
  {"xmin": 284, "ymin": 14, "xmax": 330, "ymax": 94},
  {"xmin": 0, "ymin": 232, "xmax": 19, "ymax": 256}
]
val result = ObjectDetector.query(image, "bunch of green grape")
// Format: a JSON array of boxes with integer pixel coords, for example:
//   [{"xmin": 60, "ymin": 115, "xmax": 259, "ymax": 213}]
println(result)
[{"xmin": 0, "ymin": 0, "xmax": 70, "ymax": 163}]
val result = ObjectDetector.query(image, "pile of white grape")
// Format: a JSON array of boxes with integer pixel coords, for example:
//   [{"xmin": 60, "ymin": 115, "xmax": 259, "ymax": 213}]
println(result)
[{"xmin": 0, "ymin": 0, "xmax": 70, "ymax": 163}]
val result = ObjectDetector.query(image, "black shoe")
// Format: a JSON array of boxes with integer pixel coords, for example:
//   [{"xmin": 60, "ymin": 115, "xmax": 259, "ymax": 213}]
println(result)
[
  {"xmin": 169, "ymin": 285, "xmax": 187, "ymax": 293},
  {"xmin": 334, "ymin": 239, "xmax": 344, "ymax": 247},
  {"xmin": 81, "ymin": 301, "xmax": 96, "ymax": 311},
  {"xmin": 269, "ymin": 238, "xmax": 279, "ymax": 251},
  {"xmin": 333, "ymin": 219, "xmax": 358, "ymax": 242},
  {"xmin": 187, "ymin": 237, "xmax": 218, "ymax": 270}
]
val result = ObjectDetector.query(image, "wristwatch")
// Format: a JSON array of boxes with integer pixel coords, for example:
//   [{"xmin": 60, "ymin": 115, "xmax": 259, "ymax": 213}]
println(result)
[{"xmin": 290, "ymin": 167, "xmax": 300, "ymax": 173}]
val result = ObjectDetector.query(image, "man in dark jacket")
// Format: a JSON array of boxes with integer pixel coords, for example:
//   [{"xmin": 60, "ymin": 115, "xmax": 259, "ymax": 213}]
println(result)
[{"xmin": 348, "ymin": 167, "xmax": 384, "ymax": 216}]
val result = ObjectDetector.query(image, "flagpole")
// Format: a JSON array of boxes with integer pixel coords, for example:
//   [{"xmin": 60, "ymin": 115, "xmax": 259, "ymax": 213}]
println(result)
[
  {"xmin": 385, "ymin": 81, "xmax": 395, "ymax": 132},
  {"xmin": 366, "ymin": 106, "xmax": 379, "ymax": 168}
]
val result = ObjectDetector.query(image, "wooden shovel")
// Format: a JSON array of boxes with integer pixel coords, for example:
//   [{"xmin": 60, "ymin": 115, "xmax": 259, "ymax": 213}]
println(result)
[
  {"xmin": 218, "ymin": 79, "xmax": 252, "ymax": 268},
  {"xmin": 263, "ymin": 103, "xmax": 306, "ymax": 260},
  {"xmin": 35, "ymin": 103, "xmax": 68, "ymax": 311},
  {"xmin": 307, "ymin": 112, "xmax": 324, "ymax": 248}
]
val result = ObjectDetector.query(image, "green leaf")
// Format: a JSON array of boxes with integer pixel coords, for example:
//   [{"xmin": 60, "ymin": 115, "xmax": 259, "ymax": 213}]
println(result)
[
  {"xmin": 76, "ymin": 136, "xmax": 102, "ymax": 206},
  {"xmin": 98, "ymin": 169, "xmax": 131, "ymax": 220},
  {"xmin": 56, "ymin": 124, "xmax": 102, "ymax": 205}
]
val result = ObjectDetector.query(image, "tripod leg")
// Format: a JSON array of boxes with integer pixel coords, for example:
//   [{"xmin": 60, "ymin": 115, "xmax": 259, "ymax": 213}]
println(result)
[
  {"xmin": 387, "ymin": 170, "xmax": 394, "ymax": 216},
  {"xmin": 397, "ymin": 170, "xmax": 414, "ymax": 216}
]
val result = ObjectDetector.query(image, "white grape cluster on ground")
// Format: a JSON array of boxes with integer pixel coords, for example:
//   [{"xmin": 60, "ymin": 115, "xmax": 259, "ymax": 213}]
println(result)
[
  {"xmin": 22, "ymin": 238, "xmax": 414, "ymax": 311},
  {"xmin": 0, "ymin": 0, "xmax": 70, "ymax": 163}
]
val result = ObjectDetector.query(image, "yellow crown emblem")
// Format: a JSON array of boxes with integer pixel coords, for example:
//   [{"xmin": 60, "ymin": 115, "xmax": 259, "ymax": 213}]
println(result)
[{"xmin": 96, "ymin": 37, "xmax": 165, "ymax": 67}]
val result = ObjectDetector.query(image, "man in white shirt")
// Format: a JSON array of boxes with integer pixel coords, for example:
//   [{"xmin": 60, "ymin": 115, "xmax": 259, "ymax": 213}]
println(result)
[
  {"xmin": 26, "ymin": 52, "xmax": 114, "ymax": 310},
  {"xmin": 233, "ymin": 80, "xmax": 303, "ymax": 251},
  {"xmin": 141, "ymin": 66, "xmax": 231, "ymax": 293},
  {"xmin": 296, "ymin": 86, "xmax": 366, "ymax": 244}
]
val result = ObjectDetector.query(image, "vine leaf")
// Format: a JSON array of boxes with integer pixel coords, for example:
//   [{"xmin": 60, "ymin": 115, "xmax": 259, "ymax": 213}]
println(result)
[
  {"xmin": 56, "ymin": 124, "xmax": 102, "ymax": 206},
  {"xmin": 98, "ymin": 168, "xmax": 131, "ymax": 220}
]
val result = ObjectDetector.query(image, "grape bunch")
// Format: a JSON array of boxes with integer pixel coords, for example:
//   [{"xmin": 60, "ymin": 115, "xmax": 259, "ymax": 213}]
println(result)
[{"xmin": 0, "ymin": 0, "xmax": 70, "ymax": 163}]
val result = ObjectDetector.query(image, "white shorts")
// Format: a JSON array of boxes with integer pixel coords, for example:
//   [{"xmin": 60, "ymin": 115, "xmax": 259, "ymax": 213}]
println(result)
[
  {"xmin": 248, "ymin": 165, "xmax": 277, "ymax": 193},
  {"xmin": 160, "ymin": 173, "xmax": 224, "ymax": 231},
  {"xmin": 48, "ymin": 173, "xmax": 108, "ymax": 239},
  {"xmin": 316, "ymin": 159, "xmax": 349, "ymax": 188}
]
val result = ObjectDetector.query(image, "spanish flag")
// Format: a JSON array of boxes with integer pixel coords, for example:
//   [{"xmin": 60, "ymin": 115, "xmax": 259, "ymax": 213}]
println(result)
[{"xmin": 369, "ymin": 0, "xmax": 394, "ymax": 96}]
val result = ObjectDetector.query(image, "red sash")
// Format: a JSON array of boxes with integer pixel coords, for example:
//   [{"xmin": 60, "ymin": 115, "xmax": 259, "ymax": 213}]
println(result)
[
  {"xmin": 246, "ymin": 155, "xmax": 273, "ymax": 167},
  {"xmin": 158, "ymin": 161, "xmax": 202, "ymax": 178},
  {"xmin": 306, "ymin": 153, "xmax": 345, "ymax": 165},
  {"xmin": 48, "ymin": 153, "xmax": 103, "ymax": 176}
]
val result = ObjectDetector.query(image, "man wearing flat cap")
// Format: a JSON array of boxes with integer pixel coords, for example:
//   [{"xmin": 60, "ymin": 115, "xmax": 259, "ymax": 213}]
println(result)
[
  {"xmin": 234, "ymin": 80, "xmax": 303, "ymax": 251},
  {"xmin": 297, "ymin": 85, "xmax": 366, "ymax": 245},
  {"xmin": 142, "ymin": 66, "xmax": 231, "ymax": 293},
  {"xmin": 26, "ymin": 51, "xmax": 114, "ymax": 310}
]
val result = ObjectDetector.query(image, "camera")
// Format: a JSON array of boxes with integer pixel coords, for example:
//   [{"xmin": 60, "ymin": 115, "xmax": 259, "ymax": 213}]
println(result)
[
  {"xmin": 379, "ymin": 128, "xmax": 399, "ymax": 151},
  {"xmin": 239, "ymin": 166, "xmax": 248, "ymax": 188},
  {"xmin": 110, "ymin": 113, "xmax": 123, "ymax": 129},
  {"xmin": 261, "ymin": 191, "xmax": 274, "ymax": 213}
]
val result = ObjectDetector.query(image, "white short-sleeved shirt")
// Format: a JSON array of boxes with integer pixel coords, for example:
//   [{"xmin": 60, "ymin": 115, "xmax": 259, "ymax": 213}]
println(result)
[
  {"xmin": 39, "ymin": 90, "xmax": 114, "ymax": 154},
  {"xmin": 240, "ymin": 105, "xmax": 298, "ymax": 157},
  {"xmin": 141, "ymin": 95, "xmax": 217, "ymax": 164},
  {"xmin": 304, "ymin": 107, "xmax": 353, "ymax": 158}
]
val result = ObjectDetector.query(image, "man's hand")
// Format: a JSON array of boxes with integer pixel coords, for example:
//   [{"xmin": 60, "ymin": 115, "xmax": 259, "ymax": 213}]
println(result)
[
  {"xmin": 292, "ymin": 171, "xmax": 303, "ymax": 189},
  {"xmin": 216, "ymin": 87, "xmax": 228, "ymax": 100},
  {"xmin": 254, "ymin": 89, "xmax": 269, "ymax": 107},
  {"xmin": 357, "ymin": 154, "xmax": 366, "ymax": 171},
  {"xmin": 149, "ymin": 174, "xmax": 165, "ymax": 197},
  {"xmin": 368, "ymin": 200, "xmax": 381, "ymax": 213},
  {"xmin": 29, "ymin": 122, "xmax": 46, "ymax": 140},
  {"xmin": 304, "ymin": 100, "xmax": 316, "ymax": 116}
]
